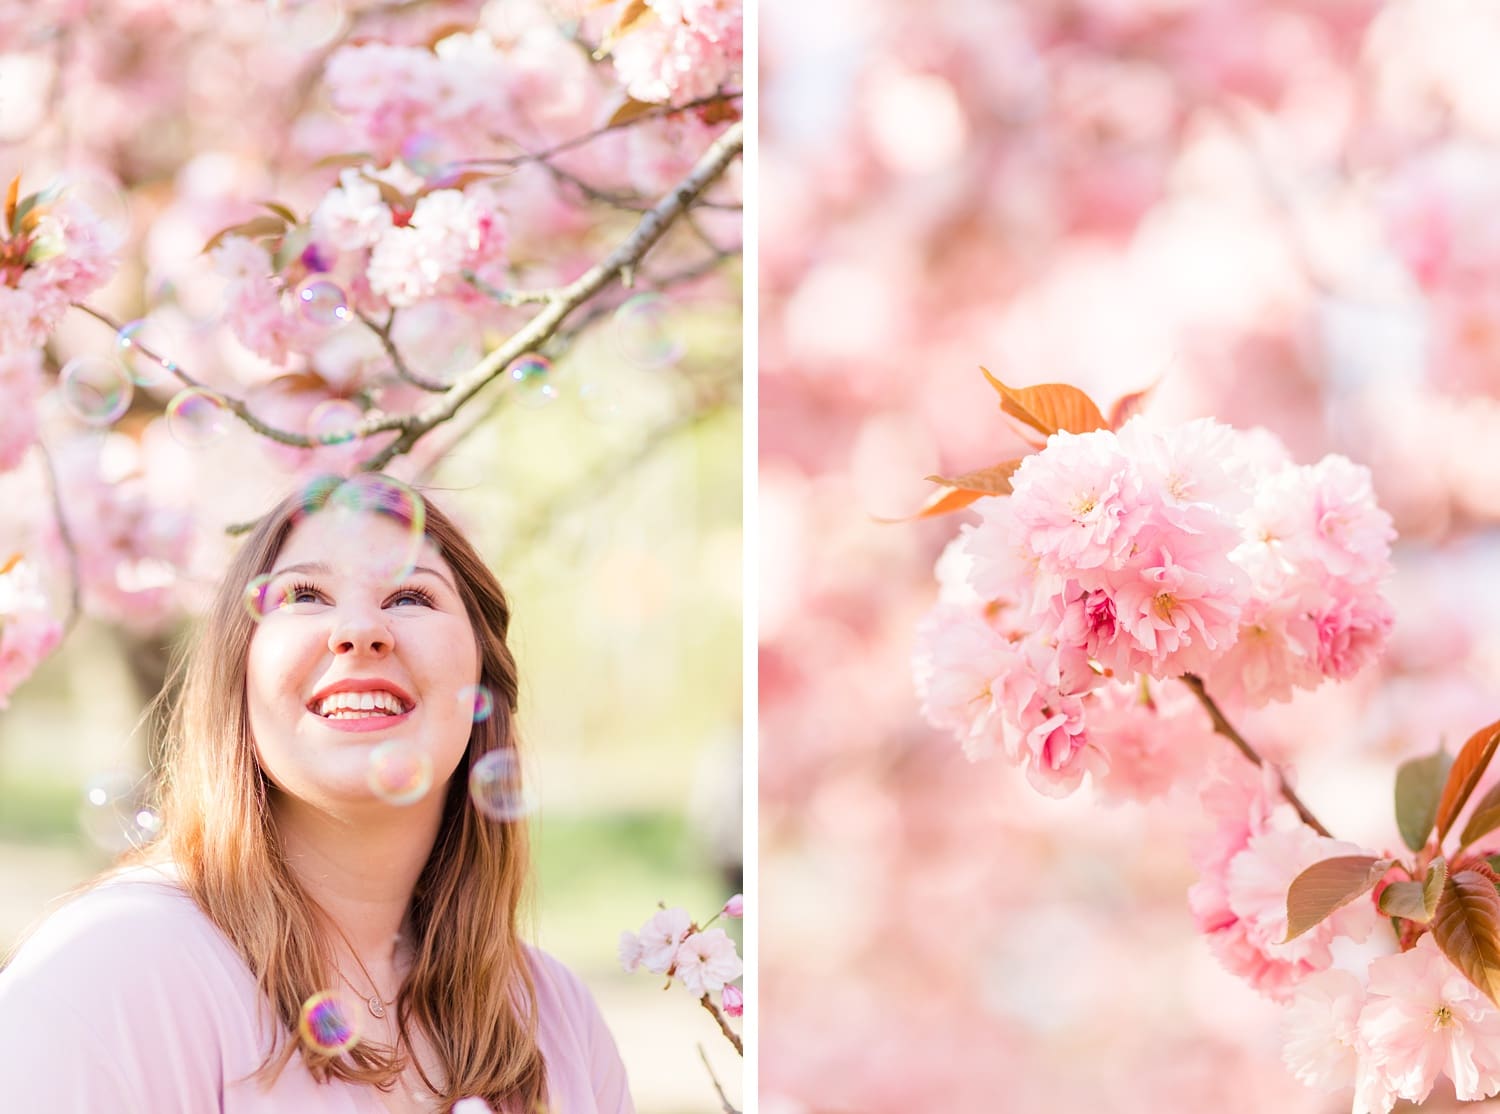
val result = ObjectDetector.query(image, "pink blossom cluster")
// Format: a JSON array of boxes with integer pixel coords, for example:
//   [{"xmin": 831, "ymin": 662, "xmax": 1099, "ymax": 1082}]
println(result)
[
  {"xmin": 618, "ymin": 897, "xmax": 744, "ymax": 1016},
  {"xmin": 1284, "ymin": 937, "xmax": 1500, "ymax": 1112},
  {"xmin": 0, "ymin": 192, "xmax": 120, "ymax": 356},
  {"xmin": 213, "ymin": 168, "xmax": 508, "ymax": 367},
  {"xmin": 0, "ymin": 350, "xmax": 43, "ymax": 471},
  {"xmin": 914, "ymin": 416, "xmax": 1395, "ymax": 796},
  {"xmin": 610, "ymin": 0, "xmax": 744, "ymax": 105},
  {"xmin": 51, "ymin": 448, "xmax": 194, "ymax": 634},
  {"xmin": 0, "ymin": 559, "xmax": 62, "ymax": 709},
  {"xmin": 1189, "ymin": 759, "xmax": 1378, "ymax": 1001},
  {"xmin": 321, "ymin": 25, "xmax": 600, "ymax": 165}
]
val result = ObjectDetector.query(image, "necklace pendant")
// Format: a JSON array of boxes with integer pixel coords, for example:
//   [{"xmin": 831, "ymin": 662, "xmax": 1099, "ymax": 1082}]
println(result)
[{"xmin": 368, "ymin": 996, "xmax": 385, "ymax": 1019}]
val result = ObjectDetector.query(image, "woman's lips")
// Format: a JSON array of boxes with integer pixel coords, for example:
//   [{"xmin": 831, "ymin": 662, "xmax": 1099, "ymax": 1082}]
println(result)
[{"xmin": 310, "ymin": 707, "xmax": 414, "ymax": 733}]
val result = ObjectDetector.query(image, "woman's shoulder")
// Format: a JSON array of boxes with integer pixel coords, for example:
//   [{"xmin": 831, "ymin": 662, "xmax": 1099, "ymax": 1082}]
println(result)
[
  {"xmin": 522, "ymin": 945, "xmax": 636, "ymax": 1113},
  {"xmin": 2, "ymin": 862, "xmax": 216, "ymax": 978}
]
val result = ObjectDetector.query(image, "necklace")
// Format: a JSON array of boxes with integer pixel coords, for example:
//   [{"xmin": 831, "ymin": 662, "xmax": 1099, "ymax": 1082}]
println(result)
[{"xmin": 337, "ymin": 950, "xmax": 396, "ymax": 1020}]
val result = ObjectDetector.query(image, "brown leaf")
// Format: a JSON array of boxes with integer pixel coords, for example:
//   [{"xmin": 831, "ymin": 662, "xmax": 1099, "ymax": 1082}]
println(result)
[
  {"xmin": 1396, "ymin": 745, "xmax": 1453, "ymax": 852},
  {"xmin": 979, "ymin": 368, "xmax": 1108, "ymax": 439},
  {"xmin": 0, "ymin": 552, "xmax": 20, "ymax": 576},
  {"xmin": 1433, "ymin": 869, "xmax": 1500, "ymax": 1006},
  {"xmin": 608, "ymin": 97, "xmax": 658, "ymax": 128},
  {"xmin": 422, "ymin": 22, "xmax": 473, "ymax": 48},
  {"xmin": 4, "ymin": 175, "xmax": 17, "ymax": 232},
  {"xmin": 1284, "ymin": 855, "xmax": 1394, "ymax": 942},
  {"xmin": 924, "ymin": 459, "xmax": 1025, "ymax": 497},
  {"xmin": 258, "ymin": 201, "xmax": 300, "ymax": 225},
  {"xmin": 313, "ymin": 151, "xmax": 376, "ymax": 171},
  {"xmin": 1107, "ymin": 382, "xmax": 1157, "ymax": 430},
  {"xmin": 1436, "ymin": 717, "xmax": 1500, "ymax": 842},
  {"xmin": 613, "ymin": 0, "xmax": 651, "ymax": 36},
  {"xmin": 201, "ymin": 214, "xmax": 290, "ymax": 255}
]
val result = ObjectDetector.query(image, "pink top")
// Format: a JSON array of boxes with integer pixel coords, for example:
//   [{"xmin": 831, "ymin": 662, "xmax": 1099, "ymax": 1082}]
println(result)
[{"xmin": 0, "ymin": 866, "xmax": 635, "ymax": 1114}]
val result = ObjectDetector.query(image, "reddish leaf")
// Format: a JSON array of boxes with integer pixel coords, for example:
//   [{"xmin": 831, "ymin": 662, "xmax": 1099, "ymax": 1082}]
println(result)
[
  {"xmin": 1107, "ymin": 382, "xmax": 1157, "ymax": 430},
  {"xmin": 978, "ymin": 368, "xmax": 1108, "ymax": 439},
  {"xmin": 4, "ymin": 175, "xmax": 17, "ymax": 232},
  {"xmin": 1378, "ymin": 859, "xmax": 1446, "ymax": 923},
  {"xmin": 313, "ymin": 151, "xmax": 376, "ymax": 171},
  {"xmin": 1432, "ymin": 869, "xmax": 1500, "ymax": 1006},
  {"xmin": 1435, "ymin": 717, "xmax": 1500, "ymax": 842},
  {"xmin": 358, "ymin": 172, "xmax": 412, "ymax": 213},
  {"xmin": 1461, "ymin": 780, "xmax": 1500, "ymax": 851},
  {"xmin": 923, "ymin": 459, "xmax": 1025, "ymax": 497},
  {"xmin": 1284, "ymin": 855, "xmax": 1394, "ymax": 942},
  {"xmin": 201, "ymin": 214, "xmax": 290, "ymax": 255},
  {"xmin": 873, "ymin": 486, "xmax": 985, "ymax": 524},
  {"xmin": 608, "ymin": 97, "xmax": 658, "ymax": 128},
  {"xmin": 1396, "ymin": 745, "xmax": 1453, "ymax": 852}
]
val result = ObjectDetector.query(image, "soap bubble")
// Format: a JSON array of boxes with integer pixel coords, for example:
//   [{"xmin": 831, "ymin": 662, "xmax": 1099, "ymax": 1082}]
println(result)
[
  {"xmin": 298, "ymin": 989, "xmax": 363, "ymax": 1054},
  {"xmin": 165, "ymin": 388, "xmax": 232, "ymax": 448},
  {"xmin": 296, "ymin": 279, "xmax": 350, "ymax": 326},
  {"xmin": 60, "ymin": 357, "xmax": 132, "ymax": 425},
  {"xmin": 468, "ymin": 750, "xmax": 531, "ymax": 822},
  {"xmin": 366, "ymin": 740, "xmax": 434, "ymax": 806},
  {"xmin": 508, "ymin": 355, "xmax": 558, "ymax": 409},
  {"xmin": 612, "ymin": 294, "xmax": 683, "ymax": 369}
]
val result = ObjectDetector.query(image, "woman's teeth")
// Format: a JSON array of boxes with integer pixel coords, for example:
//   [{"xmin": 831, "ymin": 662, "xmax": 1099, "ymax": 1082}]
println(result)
[{"xmin": 315, "ymin": 690, "xmax": 407, "ymax": 717}]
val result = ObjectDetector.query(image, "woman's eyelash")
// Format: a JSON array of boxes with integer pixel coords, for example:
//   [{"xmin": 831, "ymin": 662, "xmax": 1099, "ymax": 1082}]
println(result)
[
  {"xmin": 389, "ymin": 585, "xmax": 436, "ymax": 606},
  {"xmin": 286, "ymin": 580, "xmax": 324, "ymax": 603}
]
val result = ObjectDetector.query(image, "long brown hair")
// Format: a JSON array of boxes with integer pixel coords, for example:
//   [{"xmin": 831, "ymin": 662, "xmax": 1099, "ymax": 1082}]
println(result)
[{"xmin": 140, "ymin": 475, "xmax": 546, "ymax": 1110}]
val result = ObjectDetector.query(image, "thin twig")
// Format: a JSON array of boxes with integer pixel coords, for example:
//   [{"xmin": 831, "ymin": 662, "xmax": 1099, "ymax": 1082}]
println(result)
[
  {"xmin": 35, "ymin": 438, "xmax": 83, "ymax": 635},
  {"xmin": 697, "ymin": 993, "xmax": 743, "ymax": 1056},
  {"xmin": 1180, "ymin": 673, "xmax": 1333, "ymax": 837},
  {"xmin": 697, "ymin": 1043, "xmax": 739, "ymax": 1114},
  {"xmin": 357, "ymin": 309, "xmax": 447, "ymax": 393},
  {"xmin": 454, "ymin": 91, "xmax": 742, "ymax": 169},
  {"xmin": 362, "ymin": 119, "xmax": 743, "ymax": 472}
]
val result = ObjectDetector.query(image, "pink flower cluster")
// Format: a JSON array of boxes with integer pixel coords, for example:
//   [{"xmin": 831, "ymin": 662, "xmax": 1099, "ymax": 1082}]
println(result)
[
  {"xmin": 610, "ymin": 0, "xmax": 744, "ymax": 105},
  {"xmin": 213, "ymin": 167, "xmax": 509, "ymax": 367},
  {"xmin": 0, "ymin": 559, "xmax": 62, "ymax": 709},
  {"xmin": 0, "ymin": 350, "xmax": 42, "ymax": 471},
  {"xmin": 1189, "ymin": 759, "xmax": 1378, "ymax": 1001},
  {"xmin": 618, "ymin": 897, "xmax": 744, "ymax": 1015},
  {"xmin": 0, "ymin": 192, "xmax": 119, "ymax": 356},
  {"xmin": 1284, "ymin": 937, "xmax": 1500, "ymax": 1112},
  {"xmin": 914, "ymin": 416, "xmax": 1395, "ymax": 796}
]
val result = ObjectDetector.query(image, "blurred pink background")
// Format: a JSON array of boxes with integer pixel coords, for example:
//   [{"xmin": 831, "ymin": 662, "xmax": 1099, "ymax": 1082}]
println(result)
[{"xmin": 759, "ymin": 1, "xmax": 1500, "ymax": 1110}]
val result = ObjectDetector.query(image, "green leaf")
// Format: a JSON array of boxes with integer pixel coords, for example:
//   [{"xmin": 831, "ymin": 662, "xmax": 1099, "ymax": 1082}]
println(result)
[
  {"xmin": 1436, "ymin": 718, "xmax": 1500, "ymax": 843},
  {"xmin": 1396, "ymin": 745, "xmax": 1453, "ymax": 852},
  {"xmin": 1432, "ymin": 869, "xmax": 1500, "ymax": 1006},
  {"xmin": 1378, "ymin": 859, "xmax": 1446, "ymax": 923},
  {"xmin": 272, "ymin": 224, "xmax": 311, "ymax": 274},
  {"xmin": 1284, "ymin": 855, "xmax": 1395, "ymax": 942},
  {"xmin": 10, "ymin": 186, "xmax": 58, "ymax": 238}
]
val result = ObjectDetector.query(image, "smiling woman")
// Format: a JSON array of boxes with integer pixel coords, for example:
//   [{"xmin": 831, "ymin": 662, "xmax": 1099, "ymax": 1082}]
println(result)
[{"xmin": 0, "ymin": 475, "xmax": 633, "ymax": 1114}]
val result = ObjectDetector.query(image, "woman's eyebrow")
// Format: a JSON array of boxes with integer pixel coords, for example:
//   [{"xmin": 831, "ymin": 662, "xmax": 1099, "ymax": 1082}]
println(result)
[{"xmin": 267, "ymin": 560, "xmax": 458, "ymax": 594}]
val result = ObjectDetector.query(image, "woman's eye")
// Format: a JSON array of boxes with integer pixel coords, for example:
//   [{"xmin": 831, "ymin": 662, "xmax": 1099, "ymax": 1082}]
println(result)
[
  {"xmin": 283, "ymin": 582, "xmax": 324, "ymax": 605},
  {"xmin": 389, "ymin": 588, "xmax": 433, "ymax": 607}
]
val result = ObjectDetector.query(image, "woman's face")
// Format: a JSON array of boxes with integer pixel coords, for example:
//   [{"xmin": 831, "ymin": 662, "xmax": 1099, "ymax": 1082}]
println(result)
[{"xmin": 245, "ymin": 508, "xmax": 481, "ymax": 811}]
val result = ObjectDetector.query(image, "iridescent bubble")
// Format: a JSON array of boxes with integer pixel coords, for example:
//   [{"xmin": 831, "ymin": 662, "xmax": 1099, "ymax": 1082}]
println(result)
[
  {"xmin": 459, "ymin": 684, "xmax": 494, "ymax": 723},
  {"xmin": 58, "ymin": 170, "xmax": 132, "ymax": 241},
  {"xmin": 165, "ymin": 388, "xmax": 232, "ymax": 448},
  {"xmin": 298, "ymin": 990, "xmax": 363, "ymax": 1054},
  {"xmin": 468, "ymin": 750, "xmax": 531, "ymax": 822},
  {"xmin": 612, "ymin": 294, "xmax": 683, "ymax": 369},
  {"xmin": 115, "ymin": 318, "xmax": 179, "ymax": 388},
  {"xmin": 242, "ymin": 572, "xmax": 297, "ymax": 621},
  {"xmin": 267, "ymin": 0, "xmax": 348, "ymax": 50},
  {"xmin": 297, "ymin": 279, "xmax": 350, "ymax": 326},
  {"xmin": 323, "ymin": 475, "xmax": 428, "ymax": 584},
  {"xmin": 366, "ymin": 740, "xmax": 434, "ymax": 806},
  {"xmin": 79, "ymin": 771, "xmax": 159, "ymax": 853},
  {"xmin": 576, "ymin": 376, "xmax": 622, "ymax": 422},
  {"xmin": 308, "ymin": 399, "xmax": 363, "ymax": 451},
  {"xmin": 509, "ymin": 355, "xmax": 558, "ymax": 409},
  {"xmin": 60, "ymin": 357, "xmax": 132, "ymax": 425}
]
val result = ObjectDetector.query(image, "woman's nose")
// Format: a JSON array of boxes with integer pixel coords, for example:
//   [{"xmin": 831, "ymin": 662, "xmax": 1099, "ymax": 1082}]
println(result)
[{"xmin": 328, "ymin": 607, "xmax": 393, "ymax": 656}]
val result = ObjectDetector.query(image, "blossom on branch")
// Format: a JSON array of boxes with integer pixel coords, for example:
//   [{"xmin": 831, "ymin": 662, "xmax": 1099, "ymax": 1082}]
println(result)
[
  {"xmin": 0, "ymin": 184, "xmax": 119, "ymax": 356},
  {"xmin": 0, "ymin": 559, "xmax": 62, "ymax": 709}
]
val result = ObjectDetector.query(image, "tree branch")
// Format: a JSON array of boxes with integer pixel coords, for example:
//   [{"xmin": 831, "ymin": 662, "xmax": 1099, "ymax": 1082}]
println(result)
[
  {"xmin": 357, "ymin": 309, "xmax": 447, "ymax": 393},
  {"xmin": 362, "ymin": 119, "xmax": 743, "ymax": 472},
  {"xmin": 697, "ymin": 1043, "xmax": 740, "ymax": 1114},
  {"xmin": 1179, "ymin": 673, "xmax": 1333, "ymax": 837},
  {"xmin": 35, "ymin": 438, "xmax": 83, "ymax": 635},
  {"xmin": 697, "ymin": 993, "xmax": 743, "ymax": 1056}
]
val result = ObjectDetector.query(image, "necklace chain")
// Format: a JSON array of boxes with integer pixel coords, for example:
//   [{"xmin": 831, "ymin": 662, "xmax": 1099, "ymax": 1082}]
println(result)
[{"xmin": 337, "ymin": 948, "xmax": 397, "ymax": 1020}]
